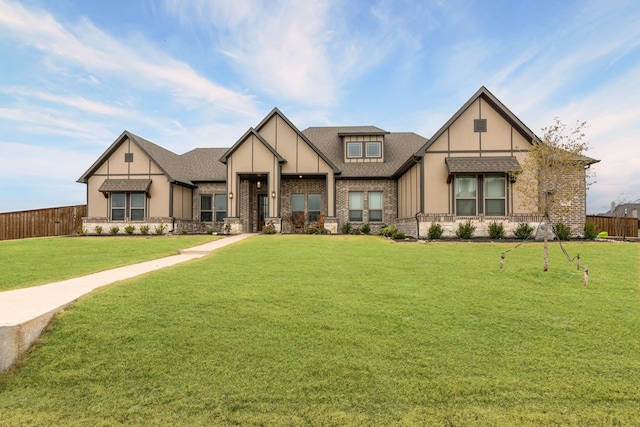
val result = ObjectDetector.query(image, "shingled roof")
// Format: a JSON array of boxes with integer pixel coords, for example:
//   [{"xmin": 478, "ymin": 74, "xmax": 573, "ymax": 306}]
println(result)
[
  {"xmin": 445, "ymin": 156, "xmax": 522, "ymax": 173},
  {"xmin": 180, "ymin": 148, "xmax": 227, "ymax": 182},
  {"xmin": 302, "ymin": 127, "xmax": 427, "ymax": 178}
]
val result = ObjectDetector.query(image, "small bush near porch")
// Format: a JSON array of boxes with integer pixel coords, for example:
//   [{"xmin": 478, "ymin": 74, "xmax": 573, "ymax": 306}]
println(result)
[{"xmin": 1, "ymin": 236, "xmax": 639, "ymax": 425}]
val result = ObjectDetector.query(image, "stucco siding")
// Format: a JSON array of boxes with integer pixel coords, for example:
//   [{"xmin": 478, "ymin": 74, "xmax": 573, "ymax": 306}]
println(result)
[{"xmin": 423, "ymin": 152, "xmax": 450, "ymax": 214}]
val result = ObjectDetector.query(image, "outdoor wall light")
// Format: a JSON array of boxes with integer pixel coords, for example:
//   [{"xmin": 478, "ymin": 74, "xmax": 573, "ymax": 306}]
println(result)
[
  {"xmin": 229, "ymin": 192, "xmax": 233, "ymax": 199},
  {"xmin": 257, "ymin": 181, "xmax": 262, "ymax": 189},
  {"xmin": 271, "ymin": 191, "xmax": 276, "ymax": 198}
]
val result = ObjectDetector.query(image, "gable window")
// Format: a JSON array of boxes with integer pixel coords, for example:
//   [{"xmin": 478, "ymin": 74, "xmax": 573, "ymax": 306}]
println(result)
[
  {"xmin": 455, "ymin": 176, "xmax": 477, "ymax": 216},
  {"xmin": 201, "ymin": 195, "xmax": 213, "ymax": 221},
  {"xmin": 214, "ymin": 194, "xmax": 227, "ymax": 222},
  {"xmin": 366, "ymin": 142, "xmax": 381, "ymax": 158},
  {"xmin": 111, "ymin": 192, "xmax": 145, "ymax": 221},
  {"xmin": 349, "ymin": 192, "xmax": 363, "ymax": 222},
  {"xmin": 308, "ymin": 194, "xmax": 321, "ymax": 222},
  {"xmin": 347, "ymin": 142, "xmax": 362, "ymax": 158},
  {"xmin": 484, "ymin": 175, "xmax": 506, "ymax": 216},
  {"xmin": 368, "ymin": 191, "xmax": 383, "ymax": 222}
]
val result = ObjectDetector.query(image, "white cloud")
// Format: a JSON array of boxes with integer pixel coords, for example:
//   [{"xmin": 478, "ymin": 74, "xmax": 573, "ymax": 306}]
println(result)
[{"xmin": 0, "ymin": 0, "xmax": 258, "ymax": 116}]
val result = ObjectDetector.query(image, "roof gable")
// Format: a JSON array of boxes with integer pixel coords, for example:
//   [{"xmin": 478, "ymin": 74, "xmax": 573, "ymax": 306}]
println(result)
[
  {"xmin": 219, "ymin": 127, "xmax": 285, "ymax": 164},
  {"xmin": 77, "ymin": 131, "xmax": 196, "ymax": 187},
  {"xmin": 255, "ymin": 108, "xmax": 340, "ymax": 173},
  {"xmin": 418, "ymin": 86, "xmax": 541, "ymax": 155}
]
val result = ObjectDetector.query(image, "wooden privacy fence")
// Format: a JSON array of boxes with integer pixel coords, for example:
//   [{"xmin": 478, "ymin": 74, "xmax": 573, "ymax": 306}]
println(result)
[
  {"xmin": 586, "ymin": 215, "xmax": 638, "ymax": 238},
  {"xmin": 0, "ymin": 205, "xmax": 86, "ymax": 241}
]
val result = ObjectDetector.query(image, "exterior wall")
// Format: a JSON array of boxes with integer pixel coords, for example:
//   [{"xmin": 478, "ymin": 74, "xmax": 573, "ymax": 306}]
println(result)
[
  {"xmin": 258, "ymin": 114, "xmax": 336, "ymax": 216},
  {"xmin": 172, "ymin": 185, "xmax": 193, "ymax": 220},
  {"xmin": 417, "ymin": 214, "xmax": 545, "ymax": 239},
  {"xmin": 226, "ymin": 134, "xmax": 279, "ymax": 218},
  {"xmin": 85, "ymin": 136, "xmax": 171, "ymax": 221},
  {"xmin": 335, "ymin": 179, "xmax": 397, "ymax": 234},
  {"xmin": 398, "ymin": 162, "xmax": 421, "ymax": 218},
  {"xmin": 189, "ymin": 182, "xmax": 228, "ymax": 233},
  {"xmin": 423, "ymin": 97, "xmax": 538, "ymax": 217},
  {"xmin": 82, "ymin": 219, "xmax": 172, "ymax": 235},
  {"xmin": 280, "ymin": 177, "xmax": 328, "ymax": 233}
]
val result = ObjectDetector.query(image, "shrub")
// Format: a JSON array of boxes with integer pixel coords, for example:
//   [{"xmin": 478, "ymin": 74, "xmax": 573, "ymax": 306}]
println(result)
[
  {"xmin": 139, "ymin": 225, "xmax": 150, "ymax": 235},
  {"xmin": 379, "ymin": 225, "xmax": 406, "ymax": 239},
  {"xmin": 307, "ymin": 226, "xmax": 329, "ymax": 235},
  {"xmin": 553, "ymin": 222, "xmax": 572, "ymax": 240},
  {"xmin": 263, "ymin": 224, "xmax": 277, "ymax": 234},
  {"xmin": 76, "ymin": 226, "xmax": 86, "ymax": 235},
  {"xmin": 455, "ymin": 220, "xmax": 475, "ymax": 239},
  {"xmin": 109, "ymin": 226, "xmax": 120, "ymax": 236},
  {"xmin": 488, "ymin": 221, "xmax": 505, "ymax": 239},
  {"xmin": 349, "ymin": 227, "xmax": 362, "ymax": 235},
  {"xmin": 206, "ymin": 228, "xmax": 215, "ymax": 235},
  {"xmin": 583, "ymin": 220, "xmax": 598, "ymax": 240},
  {"xmin": 341, "ymin": 222, "xmax": 352, "ymax": 234},
  {"xmin": 361, "ymin": 223, "xmax": 371, "ymax": 234},
  {"xmin": 180, "ymin": 229, "xmax": 188, "ymax": 235},
  {"xmin": 427, "ymin": 223, "xmax": 443, "ymax": 240},
  {"xmin": 514, "ymin": 223, "xmax": 534, "ymax": 240},
  {"xmin": 94, "ymin": 225, "xmax": 103, "ymax": 235},
  {"xmin": 124, "ymin": 225, "xmax": 136, "ymax": 235},
  {"xmin": 154, "ymin": 223, "xmax": 167, "ymax": 235}
]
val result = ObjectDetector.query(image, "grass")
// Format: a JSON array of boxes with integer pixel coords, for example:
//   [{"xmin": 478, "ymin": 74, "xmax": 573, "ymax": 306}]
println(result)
[
  {"xmin": 1, "ymin": 236, "xmax": 639, "ymax": 425},
  {"xmin": 0, "ymin": 235, "xmax": 221, "ymax": 291}
]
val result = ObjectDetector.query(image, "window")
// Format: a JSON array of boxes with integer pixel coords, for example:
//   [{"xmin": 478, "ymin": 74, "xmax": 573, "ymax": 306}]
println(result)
[
  {"xmin": 291, "ymin": 194, "xmax": 304, "ymax": 213},
  {"xmin": 130, "ymin": 193, "xmax": 145, "ymax": 221},
  {"xmin": 200, "ymin": 195, "xmax": 213, "ymax": 221},
  {"xmin": 308, "ymin": 194, "xmax": 321, "ymax": 222},
  {"xmin": 214, "ymin": 194, "xmax": 227, "ymax": 222},
  {"xmin": 124, "ymin": 152, "xmax": 134, "ymax": 162},
  {"xmin": 366, "ymin": 142, "xmax": 381, "ymax": 158},
  {"xmin": 111, "ymin": 193, "xmax": 126, "ymax": 220},
  {"xmin": 111, "ymin": 192, "xmax": 145, "ymax": 221},
  {"xmin": 368, "ymin": 192, "xmax": 383, "ymax": 222},
  {"xmin": 484, "ymin": 175, "xmax": 506, "ymax": 216},
  {"xmin": 455, "ymin": 176, "xmax": 477, "ymax": 216},
  {"xmin": 349, "ymin": 192, "xmax": 363, "ymax": 222},
  {"xmin": 347, "ymin": 142, "xmax": 362, "ymax": 158}
]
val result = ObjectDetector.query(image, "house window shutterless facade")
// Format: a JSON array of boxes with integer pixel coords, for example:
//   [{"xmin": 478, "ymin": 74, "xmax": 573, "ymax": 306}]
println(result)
[
  {"xmin": 348, "ymin": 192, "xmax": 363, "ymax": 221},
  {"xmin": 455, "ymin": 174, "xmax": 507, "ymax": 216},
  {"xmin": 201, "ymin": 194, "xmax": 227, "ymax": 222},
  {"xmin": 214, "ymin": 194, "xmax": 227, "ymax": 222},
  {"xmin": 111, "ymin": 192, "xmax": 145, "ymax": 221},
  {"xmin": 368, "ymin": 191, "xmax": 383, "ymax": 221}
]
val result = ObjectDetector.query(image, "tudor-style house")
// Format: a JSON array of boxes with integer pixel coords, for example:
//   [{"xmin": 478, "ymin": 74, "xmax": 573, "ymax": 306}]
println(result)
[{"xmin": 77, "ymin": 87, "xmax": 597, "ymax": 238}]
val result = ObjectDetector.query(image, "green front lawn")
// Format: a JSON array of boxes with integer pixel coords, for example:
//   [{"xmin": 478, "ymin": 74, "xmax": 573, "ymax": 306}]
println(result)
[
  {"xmin": 0, "ymin": 235, "xmax": 221, "ymax": 291},
  {"xmin": 1, "ymin": 236, "xmax": 639, "ymax": 425}
]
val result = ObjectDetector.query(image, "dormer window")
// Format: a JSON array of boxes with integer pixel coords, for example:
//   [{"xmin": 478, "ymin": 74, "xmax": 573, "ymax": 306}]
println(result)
[
  {"xmin": 347, "ymin": 142, "xmax": 362, "ymax": 158},
  {"xmin": 366, "ymin": 142, "xmax": 381, "ymax": 158},
  {"xmin": 340, "ymin": 129, "xmax": 388, "ymax": 163}
]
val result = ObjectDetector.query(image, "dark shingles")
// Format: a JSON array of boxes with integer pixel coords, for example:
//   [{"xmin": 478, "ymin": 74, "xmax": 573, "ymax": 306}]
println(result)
[
  {"xmin": 302, "ymin": 127, "xmax": 427, "ymax": 178},
  {"xmin": 444, "ymin": 156, "xmax": 522, "ymax": 173}
]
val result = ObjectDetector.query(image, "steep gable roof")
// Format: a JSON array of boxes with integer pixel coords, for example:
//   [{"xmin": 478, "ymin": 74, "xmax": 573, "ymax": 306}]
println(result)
[
  {"xmin": 255, "ymin": 108, "xmax": 341, "ymax": 173},
  {"xmin": 77, "ymin": 131, "xmax": 219, "ymax": 186},
  {"xmin": 218, "ymin": 127, "xmax": 286, "ymax": 164},
  {"xmin": 417, "ymin": 86, "xmax": 541, "ymax": 156}
]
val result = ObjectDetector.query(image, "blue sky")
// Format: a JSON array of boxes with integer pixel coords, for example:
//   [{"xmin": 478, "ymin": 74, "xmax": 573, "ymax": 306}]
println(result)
[{"xmin": 1, "ymin": 0, "xmax": 639, "ymax": 214}]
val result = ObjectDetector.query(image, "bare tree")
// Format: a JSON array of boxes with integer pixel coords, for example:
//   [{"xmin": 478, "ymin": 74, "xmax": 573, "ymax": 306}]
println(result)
[{"xmin": 516, "ymin": 118, "xmax": 595, "ymax": 271}]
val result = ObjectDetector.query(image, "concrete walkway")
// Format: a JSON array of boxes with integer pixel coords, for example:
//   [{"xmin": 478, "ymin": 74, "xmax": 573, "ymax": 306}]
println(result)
[{"xmin": 0, "ymin": 234, "xmax": 251, "ymax": 373}]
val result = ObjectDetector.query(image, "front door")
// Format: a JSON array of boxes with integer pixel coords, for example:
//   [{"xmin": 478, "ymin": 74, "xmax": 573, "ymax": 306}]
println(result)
[{"xmin": 258, "ymin": 194, "xmax": 268, "ymax": 231}]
